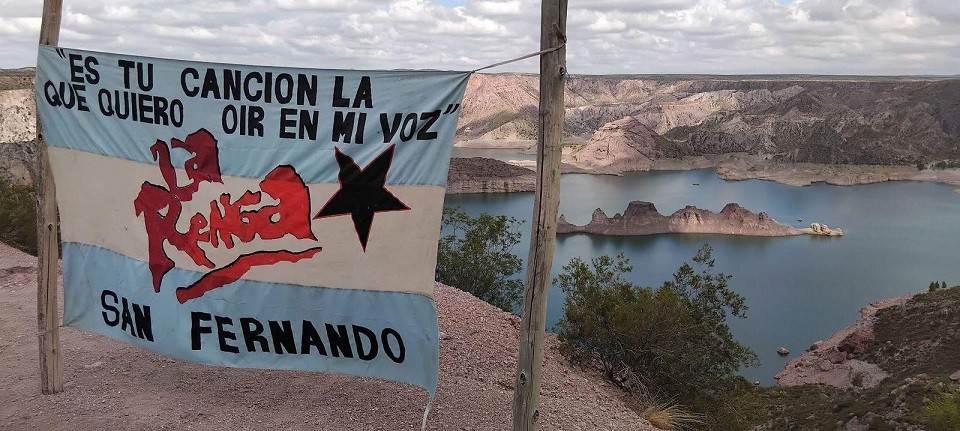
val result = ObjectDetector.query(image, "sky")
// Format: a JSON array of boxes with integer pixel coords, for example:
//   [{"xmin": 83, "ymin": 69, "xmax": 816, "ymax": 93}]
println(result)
[{"xmin": 1, "ymin": 0, "xmax": 958, "ymax": 75}]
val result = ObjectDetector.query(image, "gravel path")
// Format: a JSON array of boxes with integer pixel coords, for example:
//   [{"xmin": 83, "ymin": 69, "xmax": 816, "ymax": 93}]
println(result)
[{"xmin": 0, "ymin": 243, "xmax": 652, "ymax": 430}]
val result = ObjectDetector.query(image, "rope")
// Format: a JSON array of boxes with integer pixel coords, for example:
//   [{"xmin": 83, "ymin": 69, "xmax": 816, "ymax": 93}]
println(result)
[
  {"xmin": 472, "ymin": 43, "xmax": 566, "ymax": 72},
  {"xmin": 420, "ymin": 398, "xmax": 433, "ymax": 431}
]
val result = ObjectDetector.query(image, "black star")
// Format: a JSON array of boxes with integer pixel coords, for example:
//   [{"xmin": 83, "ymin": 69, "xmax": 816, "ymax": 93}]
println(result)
[{"xmin": 314, "ymin": 145, "xmax": 410, "ymax": 251}]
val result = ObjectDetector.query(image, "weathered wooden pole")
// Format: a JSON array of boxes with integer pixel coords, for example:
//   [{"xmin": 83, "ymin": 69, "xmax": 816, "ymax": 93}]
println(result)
[
  {"xmin": 36, "ymin": 0, "xmax": 63, "ymax": 395},
  {"xmin": 512, "ymin": 0, "xmax": 566, "ymax": 429}
]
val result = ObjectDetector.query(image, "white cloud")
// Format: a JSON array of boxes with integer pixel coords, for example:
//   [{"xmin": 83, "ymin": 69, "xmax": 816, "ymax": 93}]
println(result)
[
  {"xmin": 1, "ymin": 0, "xmax": 958, "ymax": 74},
  {"xmin": 468, "ymin": 0, "xmax": 522, "ymax": 16}
]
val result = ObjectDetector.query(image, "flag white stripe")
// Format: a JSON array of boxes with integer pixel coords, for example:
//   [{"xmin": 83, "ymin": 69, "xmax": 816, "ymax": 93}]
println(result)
[{"xmin": 51, "ymin": 146, "xmax": 443, "ymax": 297}]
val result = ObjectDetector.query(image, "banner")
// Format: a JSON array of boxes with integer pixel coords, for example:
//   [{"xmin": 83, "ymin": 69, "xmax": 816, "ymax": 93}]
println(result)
[{"xmin": 36, "ymin": 46, "xmax": 469, "ymax": 396}]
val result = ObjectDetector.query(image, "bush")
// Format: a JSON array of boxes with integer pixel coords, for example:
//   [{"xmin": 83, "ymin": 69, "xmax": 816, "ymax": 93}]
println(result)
[
  {"xmin": 555, "ymin": 245, "xmax": 759, "ymax": 429},
  {"xmin": 851, "ymin": 371, "xmax": 865, "ymax": 387},
  {"xmin": 0, "ymin": 171, "xmax": 37, "ymax": 255},
  {"xmin": 932, "ymin": 160, "xmax": 960, "ymax": 170},
  {"xmin": 917, "ymin": 389, "xmax": 960, "ymax": 431},
  {"xmin": 436, "ymin": 206, "xmax": 523, "ymax": 311}
]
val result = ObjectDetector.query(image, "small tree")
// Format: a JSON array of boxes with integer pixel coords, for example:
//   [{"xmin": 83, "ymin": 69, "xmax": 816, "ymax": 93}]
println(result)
[
  {"xmin": 556, "ymin": 244, "xmax": 758, "ymax": 429},
  {"xmin": 0, "ymin": 171, "xmax": 37, "ymax": 255},
  {"xmin": 436, "ymin": 206, "xmax": 523, "ymax": 311}
]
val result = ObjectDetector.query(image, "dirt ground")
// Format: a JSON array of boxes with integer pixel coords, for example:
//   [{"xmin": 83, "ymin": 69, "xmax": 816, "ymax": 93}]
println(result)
[{"xmin": 0, "ymin": 243, "xmax": 651, "ymax": 430}]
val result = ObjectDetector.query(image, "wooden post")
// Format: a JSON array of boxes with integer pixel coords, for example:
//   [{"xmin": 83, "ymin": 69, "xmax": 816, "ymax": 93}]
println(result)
[
  {"xmin": 512, "ymin": 0, "xmax": 566, "ymax": 429},
  {"xmin": 36, "ymin": 0, "xmax": 63, "ymax": 395}
]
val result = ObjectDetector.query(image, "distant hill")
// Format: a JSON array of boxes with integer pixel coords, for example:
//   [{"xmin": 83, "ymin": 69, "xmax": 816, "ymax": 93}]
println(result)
[
  {"xmin": 459, "ymin": 73, "xmax": 960, "ymax": 166},
  {"xmin": 0, "ymin": 68, "xmax": 33, "ymax": 91}
]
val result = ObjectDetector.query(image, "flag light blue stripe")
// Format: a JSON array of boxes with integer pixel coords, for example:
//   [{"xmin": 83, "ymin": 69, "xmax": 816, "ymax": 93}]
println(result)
[
  {"xmin": 62, "ymin": 242, "xmax": 440, "ymax": 395},
  {"xmin": 36, "ymin": 46, "xmax": 470, "ymax": 186}
]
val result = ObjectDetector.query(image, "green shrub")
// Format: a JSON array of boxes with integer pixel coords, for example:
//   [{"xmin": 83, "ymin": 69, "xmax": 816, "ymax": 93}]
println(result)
[
  {"xmin": 0, "ymin": 172, "xmax": 37, "ymax": 255},
  {"xmin": 556, "ymin": 244, "xmax": 759, "ymax": 429},
  {"xmin": 916, "ymin": 389, "xmax": 960, "ymax": 431},
  {"xmin": 932, "ymin": 160, "xmax": 960, "ymax": 170},
  {"xmin": 851, "ymin": 371, "xmax": 865, "ymax": 387},
  {"xmin": 436, "ymin": 206, "xmax": 523, "ymax": 311}
]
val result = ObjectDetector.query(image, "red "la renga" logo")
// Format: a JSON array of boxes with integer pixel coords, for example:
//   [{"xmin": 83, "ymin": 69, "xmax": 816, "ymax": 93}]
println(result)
[
  {"xmin": 134, "ymin": 129, "xmax": 410, "ymax": 303},
  {"xmin": 134, "ymin": 129, "xmax": 322, "ymax": 303}
]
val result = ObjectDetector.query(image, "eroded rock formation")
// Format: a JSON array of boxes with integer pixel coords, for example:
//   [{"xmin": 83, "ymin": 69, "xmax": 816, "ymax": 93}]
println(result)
[
  {"xmin": 557, "ymin": 201, "xmax": 816, "ymax": 237},
  {"xmin": 455, "ymin": 74, "xmax": 960, "ymax": 172}
]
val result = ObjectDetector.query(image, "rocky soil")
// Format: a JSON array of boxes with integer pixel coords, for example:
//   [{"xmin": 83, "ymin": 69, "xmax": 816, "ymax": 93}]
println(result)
[
  {"xmin": 0, "ymin": 243, "xmax": 653, "ymax": 430},
  {"xmin": 557, "ymin": 201, "xmax": 842, "ymax": 238}
]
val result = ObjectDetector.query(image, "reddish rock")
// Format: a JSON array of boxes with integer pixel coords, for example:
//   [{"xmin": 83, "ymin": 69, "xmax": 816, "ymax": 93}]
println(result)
[
  {"xmin": 838, "ymin": 328, "xmax": 874, "ymax": 355},
  {"xmin": 827, "ymin": 349, "xmax": 848, "ymax": 364}
]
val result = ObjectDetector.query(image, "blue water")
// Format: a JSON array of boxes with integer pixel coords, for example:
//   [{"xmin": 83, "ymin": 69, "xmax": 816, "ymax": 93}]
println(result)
[{"xmin": 443, "ymin": 167, "xmax": 960, "ymax": 384}]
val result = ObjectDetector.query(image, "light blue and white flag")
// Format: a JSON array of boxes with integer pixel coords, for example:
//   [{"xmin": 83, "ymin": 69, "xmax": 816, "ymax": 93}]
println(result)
[{"xmin": 36, "ymin": 45, "xmax": 470, "ymax": 397}]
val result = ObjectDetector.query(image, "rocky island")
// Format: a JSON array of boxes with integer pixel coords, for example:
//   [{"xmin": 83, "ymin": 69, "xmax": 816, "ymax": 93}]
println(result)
[{"xmin": 557, "ymin": 201, "xmax": 843, "ymax": 237}]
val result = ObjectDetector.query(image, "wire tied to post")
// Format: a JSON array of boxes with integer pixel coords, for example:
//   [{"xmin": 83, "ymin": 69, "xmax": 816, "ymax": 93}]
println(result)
[{"xmin": 472, "ymin": 43, "xmax": 566, "ymax": 73}]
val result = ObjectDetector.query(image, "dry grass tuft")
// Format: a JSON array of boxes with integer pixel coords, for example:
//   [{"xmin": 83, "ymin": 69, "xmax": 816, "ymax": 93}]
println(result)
[{"xmin": 641, "ymin": 400, "xmax": 704, "ymax": 431}]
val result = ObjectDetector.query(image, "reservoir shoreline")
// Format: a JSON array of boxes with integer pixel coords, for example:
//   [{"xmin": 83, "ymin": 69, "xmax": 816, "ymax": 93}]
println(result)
[
  {"xmin": 446, "ymin": 151, "xmax": 960, "ymax": 195},
  {"xmin": 444, "ymin": 165, "xmax": 960, "ymax": 384}
]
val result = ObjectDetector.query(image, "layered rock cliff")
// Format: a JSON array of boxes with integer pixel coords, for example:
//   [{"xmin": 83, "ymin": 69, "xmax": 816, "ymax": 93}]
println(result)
[
  {"xmin": 0, "ymin": 88, "xmax": 35, "ymax": 183},
  {"xmin": 445, "ymin": 157, "xmax": 535, "ymax": 194},
  {"xmin": 557, "ymin": 201, "xmax": 842, "ymax": 237},
  {"xmin": 456, "ymin": 74, "xmax": 960, "ymax": 172}
]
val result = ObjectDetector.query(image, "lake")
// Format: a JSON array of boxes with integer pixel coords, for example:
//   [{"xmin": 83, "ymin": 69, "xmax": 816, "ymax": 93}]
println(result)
[{"xmin": 443, "ymin": 162, "xmax": 960, "ymax": 384}]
